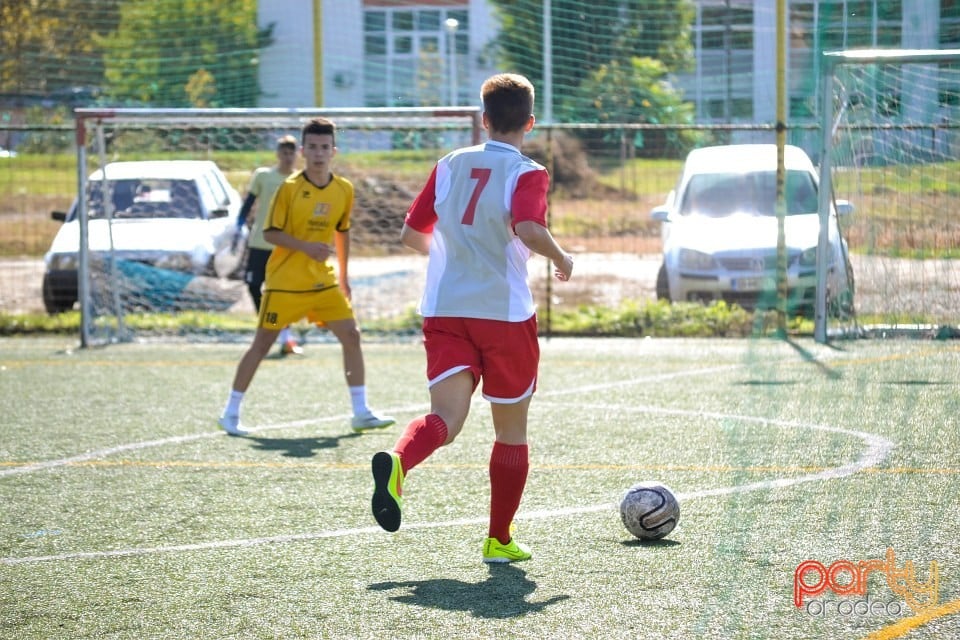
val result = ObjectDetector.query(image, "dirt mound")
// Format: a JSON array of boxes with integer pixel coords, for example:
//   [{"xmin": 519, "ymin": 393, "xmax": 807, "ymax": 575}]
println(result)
[{"xmin": 350, "ymin": 175, "xmax": 417, "ymax": 254}]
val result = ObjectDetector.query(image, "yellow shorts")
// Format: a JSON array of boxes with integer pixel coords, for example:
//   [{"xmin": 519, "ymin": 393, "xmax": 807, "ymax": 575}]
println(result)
[{"xmin": 258, "ymin": 286, "xmax": 354, "ymax": 329}]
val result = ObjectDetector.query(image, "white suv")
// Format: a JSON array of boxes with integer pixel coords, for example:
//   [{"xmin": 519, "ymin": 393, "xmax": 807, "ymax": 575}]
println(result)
[{"xmin": 42, "ymin": 160, "xmax": 244, "ymax": 313}]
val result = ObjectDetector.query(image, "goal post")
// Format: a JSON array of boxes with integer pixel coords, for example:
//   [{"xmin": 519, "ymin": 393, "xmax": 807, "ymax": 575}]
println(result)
[
  {"xmin": 69, "ymin": 107, "xmax": 482, "ymax": 347},
  {"xmin": 816, "ymin": 49, "xmax": 960, "ymax": 342}
]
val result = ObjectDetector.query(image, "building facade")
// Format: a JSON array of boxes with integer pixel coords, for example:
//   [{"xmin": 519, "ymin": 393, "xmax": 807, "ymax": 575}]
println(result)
[
  {"xmin": 257, "ymin": 0, "xmax": 954, "ymax": 128},
  {"xmin": 257, "ymin": 0, "xmax": 496, "ymax": 110}
]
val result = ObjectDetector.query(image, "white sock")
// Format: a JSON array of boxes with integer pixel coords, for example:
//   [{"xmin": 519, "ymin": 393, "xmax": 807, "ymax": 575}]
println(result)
[
  {"xmin": 224, "ymin": 390, "xmax": 244, "ymax": 417},
  {"xmin": 278, "ymin": 326, "xmax": 293, "ymax": 344},
  {"xmin": 349, "ymin": 385, "xmax": 368, "ymax": 416}
]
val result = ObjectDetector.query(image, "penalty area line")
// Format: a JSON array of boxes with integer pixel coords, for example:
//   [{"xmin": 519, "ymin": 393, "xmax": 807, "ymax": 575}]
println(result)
[
  {"xmin": 0, "ymin": 365, "xmax": 736, "ymax": 479},
  {"xmin": 2, "ymin": 407, "xmax": 892, "ymax": 567}
]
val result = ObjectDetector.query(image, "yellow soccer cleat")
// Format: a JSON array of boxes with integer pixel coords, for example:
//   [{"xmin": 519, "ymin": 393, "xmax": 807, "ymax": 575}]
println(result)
[
  {"xmin": 482, "ymin": 536, "xmax": 532, "ymax": 564},
  {"xmin": 371, "ymin": 451, "xmax": 404, "ymax": 532}
]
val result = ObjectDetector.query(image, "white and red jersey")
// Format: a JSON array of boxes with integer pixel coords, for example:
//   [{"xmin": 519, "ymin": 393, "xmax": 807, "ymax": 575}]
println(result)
[{"xmin": 405, "ymin": 140, "xmax": 549, "ymax": 322}]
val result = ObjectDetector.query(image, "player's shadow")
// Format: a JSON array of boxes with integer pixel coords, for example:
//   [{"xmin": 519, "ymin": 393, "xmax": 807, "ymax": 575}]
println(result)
[
  {"xmin": 368, "ymin": 564, "xmax": 570, "ymax": 618},
  {"xmin": 245, "ymin": 433, "xmax": 360, "ymax": 458}
]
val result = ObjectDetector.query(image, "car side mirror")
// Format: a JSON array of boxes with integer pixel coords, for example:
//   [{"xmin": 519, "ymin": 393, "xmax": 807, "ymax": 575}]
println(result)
[
  {"xmin": 51, "ymin": 211, "xmax": 67, "ymax": 222},
  {"xmin": 835, "ymin": 200, "xmax": 854, "ymax": 217},
  {"xmin": 650, "ymin": 206, "xmax": 671, "ymax": 222},
  {"xmin": 210, "ymin": 208, "xmax": 229, "ymax": 219}
]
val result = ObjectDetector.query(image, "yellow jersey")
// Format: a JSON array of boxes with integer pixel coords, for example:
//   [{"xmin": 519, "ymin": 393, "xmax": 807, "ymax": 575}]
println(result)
[{"xmin": 263, "ymin": 171, "xmax": 353, "ymax": 292}]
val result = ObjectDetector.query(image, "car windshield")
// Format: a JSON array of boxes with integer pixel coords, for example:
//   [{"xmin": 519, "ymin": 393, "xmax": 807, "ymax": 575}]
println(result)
[
  {"xmin": 679, "ymin": 170, "xmax": 818, "ymax": 217},
  {"xmin": 85, "ymin": 179, "xmax": 202, "ymax": 219}
]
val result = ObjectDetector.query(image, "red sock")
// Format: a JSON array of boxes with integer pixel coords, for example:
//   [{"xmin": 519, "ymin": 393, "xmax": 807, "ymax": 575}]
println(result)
[
  {"xmin": 393, "ymin": 413, "xmax": 448, "ymax": 474},
  {"xmin": 488, "ymin": 442, "xmax": 529, "ymax": 544}
]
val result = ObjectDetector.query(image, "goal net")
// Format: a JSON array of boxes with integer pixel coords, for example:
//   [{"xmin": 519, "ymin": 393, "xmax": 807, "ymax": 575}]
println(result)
[
  {"xmin": 67, "ymin": 107, "xmax": 480, "ymax": 346},
  {"xmin": 817, "ymin": 49, "xmax": 960, "ymax": 341}
]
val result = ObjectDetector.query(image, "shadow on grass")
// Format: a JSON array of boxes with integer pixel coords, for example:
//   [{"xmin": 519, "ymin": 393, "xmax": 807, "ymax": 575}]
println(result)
[
  {"xmin": 369, "ymin": 564, "xmax": 570, "ymax": 618},
  {"xmin": 620, "ymin": 537, "xmax": 681, "ymax": 548},
  {"xmin": 785, "ymin": 337, "xmax": 843, "ymax": 380},
  {"xmin": 246, "ymin": 433, "xmax": 360, "ymax": 458}
]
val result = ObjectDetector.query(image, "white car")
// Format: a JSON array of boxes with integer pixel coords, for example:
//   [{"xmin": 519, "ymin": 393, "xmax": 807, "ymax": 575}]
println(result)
[
  {"xmin": 650, "ymin": 144, "xmax": 854, "ymax": 315},
  {"xmin": 42, "ymin": 160, "xmax": 244, "ymax": 313}
]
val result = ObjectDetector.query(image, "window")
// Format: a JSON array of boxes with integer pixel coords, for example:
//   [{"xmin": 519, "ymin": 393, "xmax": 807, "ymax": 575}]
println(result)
[
  {"xmin": 699, "ymin": 3, "xmax": 753, "ymax": 51},
  {"xmin": 395, "ymin": 36, "xmax": 413, "ymax": 55},
  {"xmin": 706, "ymin": 97, "xmax": 753, "ymax": 120},
  {"xmin": 817, "ymin": 1, "xmax": 902, "ymax": 49},
  {"xmin": 943, "ymin": 0, "xmax": 960, "ymax": 45},
  {"xmin": 418, "ymin": 10, "xmax": 440, "ymax": 31},
  {"xmin": 363, "ymin": 5, "xmax": 469, "ymax": 107}
]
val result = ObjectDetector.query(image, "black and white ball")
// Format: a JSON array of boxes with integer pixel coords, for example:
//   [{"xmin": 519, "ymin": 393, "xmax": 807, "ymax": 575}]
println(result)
[{"xmin": 620, "ymin": 481, "xmax": 680, "ymax": 540}]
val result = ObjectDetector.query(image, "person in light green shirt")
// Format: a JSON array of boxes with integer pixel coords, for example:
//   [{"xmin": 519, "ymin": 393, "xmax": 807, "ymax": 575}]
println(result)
[{"xmin": 235, "ymin": 135, "xmax": 301, "ymax": 354}]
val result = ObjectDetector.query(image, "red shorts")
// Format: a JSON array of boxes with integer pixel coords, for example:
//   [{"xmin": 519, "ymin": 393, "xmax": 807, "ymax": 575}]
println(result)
[{"xmin": 422, "ymin": 315, "xmax": 539, "ymax": 404}]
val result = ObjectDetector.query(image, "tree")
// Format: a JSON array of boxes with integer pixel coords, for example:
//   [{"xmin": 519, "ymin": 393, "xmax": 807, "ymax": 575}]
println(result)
[
  {"xmin": 557, "ymin": 57, "xmax": 708, "ymax": 158},
  {"xmin": 489, "ymin": 0, "xmax": 695, "ymax": 118},
  {"xmin": 0, "ymin": 0, "xmax": 122, "ymax": 98},
  {"xmin": 97, "ymin": 0, "xmax": 273, "ymax": 107}
]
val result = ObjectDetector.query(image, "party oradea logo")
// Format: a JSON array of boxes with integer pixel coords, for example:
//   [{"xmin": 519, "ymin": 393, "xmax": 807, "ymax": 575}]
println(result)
[{"xmin": 794, "ymin": 548, "xmax": 939, "ymax": 617}]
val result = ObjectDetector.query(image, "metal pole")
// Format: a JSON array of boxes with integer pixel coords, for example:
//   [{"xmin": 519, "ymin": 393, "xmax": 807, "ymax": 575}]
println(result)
[
  {"xmin": 75, "ymin": 117, "xmax": 90, "ymax": 348},
  {"xmin": 775, "ymin": 0, "xmax": 788, "ymax": 336},
  {"xmin": 543, "ymin": 0, "xmax": 553, "ymax": 123},
  {"xmin": 444, "ymin": 18, "xmax": 459, "ymax": 106},
  {"xmin": 815, "ymin": 56, "xmax": 837, "ymax": 344}
]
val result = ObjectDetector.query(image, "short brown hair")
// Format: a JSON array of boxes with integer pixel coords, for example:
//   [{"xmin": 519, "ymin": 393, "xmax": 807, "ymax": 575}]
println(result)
[
  {"xmin": 481, "ymin": 74, "xmax": 535, "ymax": 134},
  {"xmin": 301, "ymin": 117, "xmax": 336, "ymax": 145},
  {"xmin": 276, "ymin": 134, "xmax": 297, "ymax": 151}
]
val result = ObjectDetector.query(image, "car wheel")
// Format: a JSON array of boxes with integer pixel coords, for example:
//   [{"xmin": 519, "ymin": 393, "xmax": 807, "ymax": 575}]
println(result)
[
  {"xmin": 655, "ymin": 263, "xmax": 671, "ymax": 301},
  {"xmin": 202, "ymin": 255, "xmax": 218, "ymax": 278},
  {"xmin": 42, "ymin": 273, "xmax": 77, "ymax": 314},
  {"xmin": 828, "ymin": 258, "xmax": 856, "ymax": 318}
]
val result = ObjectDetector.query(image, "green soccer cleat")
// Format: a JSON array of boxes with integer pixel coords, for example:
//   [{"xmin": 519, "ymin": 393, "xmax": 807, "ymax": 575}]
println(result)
[
  {"xmin": 482, "ymin": 536, "xmax": 532, "ymax": 564},
  {"xmin": 371, "ymin": 451, "xmax": 404, "ymax": 532}
]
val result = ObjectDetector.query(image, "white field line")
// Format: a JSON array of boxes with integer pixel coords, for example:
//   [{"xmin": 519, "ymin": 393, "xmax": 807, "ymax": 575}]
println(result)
[
  {"xmin": 0, "ymin": 365, "xmax": 739, "ymax": 479},
  {"xmin": 2, "ymin": 388, "xmax": 893, "ymax": 566}
]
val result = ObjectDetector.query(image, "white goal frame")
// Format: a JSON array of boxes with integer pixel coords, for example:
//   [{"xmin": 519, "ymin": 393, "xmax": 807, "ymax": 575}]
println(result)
[
  {"xmin": 816, "ymin": 48, "xmax": 960, "ymax": 342},
  {"xmin": 72, "ymin": 107, "xmax": 482, "ymax": 347}
]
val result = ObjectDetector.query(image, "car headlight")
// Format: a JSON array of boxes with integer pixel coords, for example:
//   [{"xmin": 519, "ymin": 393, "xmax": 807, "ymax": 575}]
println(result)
[
  {"xmin": 678, "ymin": 248, "xmax": 717, "ymax": 271},
  {"xmin": 47, "ymin": 254, "xmax": 79, "ymax": 270},
  {"xmin": 797, "ymin": 246, "xmax": 818, "ymax": 267},
  {"xmin": 152, "ymin": 252, "xmax": 196, "ymax": 272}
]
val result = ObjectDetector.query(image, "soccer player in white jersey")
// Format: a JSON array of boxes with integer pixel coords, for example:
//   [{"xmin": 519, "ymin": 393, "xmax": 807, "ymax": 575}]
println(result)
[{"xmin": 370, "ymin": 73, "xmax": 574, "ymax": 563}]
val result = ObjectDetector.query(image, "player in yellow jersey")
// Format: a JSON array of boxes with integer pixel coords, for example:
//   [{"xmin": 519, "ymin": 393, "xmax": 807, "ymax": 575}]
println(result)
[
  {"xmin": 233, "ymin": 134, "xmax": 303, "ymax": 355},
  {"xmin": 218, "ymin": 117, "xmax": 395, "ymax": 436}
]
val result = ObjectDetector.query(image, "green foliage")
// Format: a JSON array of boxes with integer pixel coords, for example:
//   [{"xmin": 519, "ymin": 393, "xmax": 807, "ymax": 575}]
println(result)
[
  {"xmin": 0, "ymin": 311, "xmax": 81, "ymax": 335},
  {"xmin": 14, "ymin": 108, "xmax": 75, "ymax": 154},
  {"xmin": 96, "ymin": 0, "xmax": 272, "ymax": 107},
  {"xmin": 0, "ymin": 0, "xmax": 122, "ymax": 96},
  {"xmin": 489, "ymin": 0, "xmax": 695, "ymax": 119},
  {"xmin": 557, "ymin": 56, "xmax": 708, "ymax": 157},
  {"xmin": 0, "ymin": 303, "xmax": 813, "ymax": 339},
  {"xmin": 546, "ymin": 299, "xmax": 757, "ymax": 337}
]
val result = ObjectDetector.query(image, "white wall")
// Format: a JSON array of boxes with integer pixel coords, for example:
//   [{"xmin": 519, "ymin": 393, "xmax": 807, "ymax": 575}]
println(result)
[
  {"xmin": 258, "ymin": 0, "xmax": 498, "ymax": 109},
  {"xmin": 257, "ymin": 0, "xmax": 318, "ymax": 107},
  {"xmin": 321, "ymin": 0, "xmax": 364, "ymax": 108}
]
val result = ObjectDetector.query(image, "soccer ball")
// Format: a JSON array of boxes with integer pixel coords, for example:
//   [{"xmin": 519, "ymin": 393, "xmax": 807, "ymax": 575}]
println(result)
[{"xmin": 619, "ymin": 481, "xmax": 680, "ymax": 540}]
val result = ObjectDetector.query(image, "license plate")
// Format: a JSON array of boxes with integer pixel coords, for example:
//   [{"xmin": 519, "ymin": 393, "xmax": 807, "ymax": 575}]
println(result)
[{"xmin": 732, "ymin": 277, "xmax": 775, "ymax": 291}]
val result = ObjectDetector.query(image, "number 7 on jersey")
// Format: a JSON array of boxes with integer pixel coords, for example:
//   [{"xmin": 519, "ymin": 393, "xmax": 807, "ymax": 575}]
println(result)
[{"xmin": 461, "ymin": 167, "xmax": 492, "ymax": 225}]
